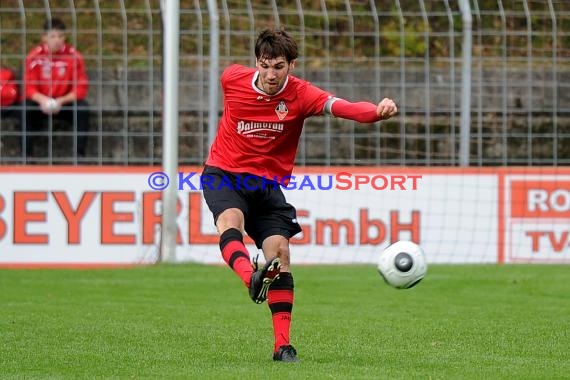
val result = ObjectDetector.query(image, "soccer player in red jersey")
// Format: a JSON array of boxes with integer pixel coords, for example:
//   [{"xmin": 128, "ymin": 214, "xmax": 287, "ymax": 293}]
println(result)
[
  {"xmin": 23, "ymin": 18, "xmax": 90, "ymax": 159},
  {"xmin": 202, "ymin": 28, "xmax": 397, "ymax": 362}
]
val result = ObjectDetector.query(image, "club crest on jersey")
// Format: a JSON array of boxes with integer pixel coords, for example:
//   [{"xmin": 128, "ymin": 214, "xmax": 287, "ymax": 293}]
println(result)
[
  {"xmin": 275, "ymin": 101, "xmax": 288, "ymax": 120},
  {"xmin": 54, "ymin": 61, "xmax": 68, "ymax": 77}
]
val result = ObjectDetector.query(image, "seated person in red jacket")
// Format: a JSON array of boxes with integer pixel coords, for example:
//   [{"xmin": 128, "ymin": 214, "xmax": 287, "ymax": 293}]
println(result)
[{"xmin": 23, "ymin": 17, "xmax": 89, "ymax": 158}]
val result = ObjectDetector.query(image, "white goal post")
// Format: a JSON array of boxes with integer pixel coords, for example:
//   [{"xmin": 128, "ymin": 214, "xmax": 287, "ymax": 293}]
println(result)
[{"xmin": 160, "ymin": 0, "xmax": 181, "ymax": 263}]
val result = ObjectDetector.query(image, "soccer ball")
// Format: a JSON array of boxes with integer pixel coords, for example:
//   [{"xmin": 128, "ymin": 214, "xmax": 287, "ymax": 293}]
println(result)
[{"xmin": 377, "ymin": 240, "xmax": 427, "ymax": 289}]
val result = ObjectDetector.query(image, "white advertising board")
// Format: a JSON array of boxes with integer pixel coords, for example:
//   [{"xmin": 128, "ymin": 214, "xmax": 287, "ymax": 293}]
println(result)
[{"xmin": 1, "ymin": 166, "xmax": 567, "ymax": 266}]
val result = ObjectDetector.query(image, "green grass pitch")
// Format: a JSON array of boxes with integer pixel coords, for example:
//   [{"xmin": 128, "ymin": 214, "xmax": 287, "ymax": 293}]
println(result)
[{"xmin": 1, "ymin": 263, "xmax": 569, "ymax": 379}]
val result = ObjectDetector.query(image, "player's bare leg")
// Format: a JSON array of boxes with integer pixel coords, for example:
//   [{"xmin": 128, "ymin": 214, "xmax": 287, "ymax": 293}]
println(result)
[{"xmin": 215, "ymin": 208, "xmax": 245, "ymax": 234}]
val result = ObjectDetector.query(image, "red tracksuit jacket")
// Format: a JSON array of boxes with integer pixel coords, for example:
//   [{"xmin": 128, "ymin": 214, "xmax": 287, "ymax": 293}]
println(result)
[{"xmin": 24, "ymin": 43, "xmax": 89, "ymax": 100}]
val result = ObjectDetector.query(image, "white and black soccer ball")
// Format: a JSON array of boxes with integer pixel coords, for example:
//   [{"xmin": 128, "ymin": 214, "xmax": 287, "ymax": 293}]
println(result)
[{"xmin": 377, "ymin": 240, "xmax": 427, "ymax": 289}]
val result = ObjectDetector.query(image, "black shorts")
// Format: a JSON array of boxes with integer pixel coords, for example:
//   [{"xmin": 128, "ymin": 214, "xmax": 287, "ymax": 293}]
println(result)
[{"xmin": 201, "ymin": 165, "xmax": 302, "ymax": 248}]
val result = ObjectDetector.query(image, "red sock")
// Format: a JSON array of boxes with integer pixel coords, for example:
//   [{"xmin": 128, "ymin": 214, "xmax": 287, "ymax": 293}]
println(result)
[
  {"xmin": 267, "ymin": 272, "xmax": 294, "ymax": 352},
  {"xmin": 219, "ymin": 228, "xmax": 253, "ymax": 287}
]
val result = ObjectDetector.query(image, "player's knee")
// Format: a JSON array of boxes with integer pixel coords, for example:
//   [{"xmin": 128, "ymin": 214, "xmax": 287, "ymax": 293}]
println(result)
[{"xmin": 216, "ymin": 208, "xmax": 245, "ymax": 233}]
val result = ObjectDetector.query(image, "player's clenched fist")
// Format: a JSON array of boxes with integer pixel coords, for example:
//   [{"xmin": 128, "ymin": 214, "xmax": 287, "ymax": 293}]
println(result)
[{"xmin": 376, "ymin": 98, "xmax": 398, "ymax": 120}]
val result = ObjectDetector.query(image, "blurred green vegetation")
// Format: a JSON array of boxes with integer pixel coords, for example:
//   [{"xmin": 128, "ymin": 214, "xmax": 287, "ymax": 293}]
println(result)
[{"xmin": 0, "ymin": 0, "xmax": 568, "ymax": 70}]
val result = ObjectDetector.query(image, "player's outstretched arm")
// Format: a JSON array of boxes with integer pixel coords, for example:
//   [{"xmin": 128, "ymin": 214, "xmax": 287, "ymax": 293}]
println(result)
[{"xmin": 326, "ymin": 97, "xmax": 398, "ymax": 123}]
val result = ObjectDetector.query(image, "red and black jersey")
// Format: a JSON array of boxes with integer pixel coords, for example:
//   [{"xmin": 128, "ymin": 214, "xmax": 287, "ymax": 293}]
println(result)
[
  {"xmin": 206, "ymin": 64, "xmax": 332, "ymax": 183},
  {"xmin": 24, "ymin": 43, "xmax": 89, "ymax": 100}
]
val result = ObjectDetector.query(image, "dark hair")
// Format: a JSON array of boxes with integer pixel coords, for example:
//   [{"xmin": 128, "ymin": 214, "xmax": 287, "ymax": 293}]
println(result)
[
  {"xmin": 43, "ymin": 17, "xmax": 66, "ymax": 32},
  {"xmin": 254, "ymin": 28, "xmax": 298, "ymax": 63}
]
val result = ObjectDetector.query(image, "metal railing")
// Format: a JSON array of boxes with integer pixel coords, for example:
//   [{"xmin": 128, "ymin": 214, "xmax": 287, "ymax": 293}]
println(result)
[{"xmin": 0, "ymin": 0, "xmax": 568, "ymax": 166}]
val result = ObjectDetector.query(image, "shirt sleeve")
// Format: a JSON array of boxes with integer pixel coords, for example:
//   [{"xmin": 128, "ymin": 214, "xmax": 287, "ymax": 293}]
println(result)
[
  {"xmin": 300, "ymin": 81, "xmax": 334, "ymax": 117},
  {"xmin": 327, "ymin": 97, "xmax": 381, "ymax": 123},
  {"xmin": 221, "ymin": 64, "xmax": 241, "ymax": 89}
]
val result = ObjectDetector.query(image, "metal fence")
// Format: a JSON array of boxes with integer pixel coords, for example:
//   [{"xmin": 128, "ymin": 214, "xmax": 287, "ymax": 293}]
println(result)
[{"xmin": 0, "ymin": 0, "xmax": 568, "ymax": 166}]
